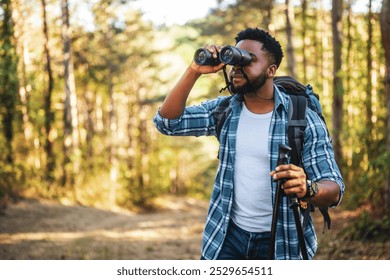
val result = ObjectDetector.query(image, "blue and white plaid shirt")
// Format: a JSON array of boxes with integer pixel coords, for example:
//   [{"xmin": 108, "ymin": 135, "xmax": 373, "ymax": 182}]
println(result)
[{"xmin": 154, "ymin": 85, "xmax": 345, "ymax": 260}]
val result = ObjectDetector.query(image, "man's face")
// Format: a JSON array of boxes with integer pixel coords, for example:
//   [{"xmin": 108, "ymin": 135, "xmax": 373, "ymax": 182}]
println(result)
[{"xmin": 228, "ymin": 40, "xmax": 271, "ymax": 96}]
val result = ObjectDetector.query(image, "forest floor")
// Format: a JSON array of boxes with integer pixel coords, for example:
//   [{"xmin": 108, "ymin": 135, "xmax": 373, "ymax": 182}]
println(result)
[{"xmin": 0, "ymin": 195, "xmax": 389, "ymax": 260}]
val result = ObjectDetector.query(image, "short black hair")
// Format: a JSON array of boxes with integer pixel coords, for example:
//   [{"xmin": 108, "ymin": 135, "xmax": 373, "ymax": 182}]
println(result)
[{"xmin": 235, "ymin": 27, "xmax": 284, "ymax": 68}]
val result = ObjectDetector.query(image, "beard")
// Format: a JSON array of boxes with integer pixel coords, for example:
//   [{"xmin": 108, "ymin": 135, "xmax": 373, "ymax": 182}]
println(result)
[{"xmin": 233, "ymin": 72, "xmax": 268, "ymax": 97}]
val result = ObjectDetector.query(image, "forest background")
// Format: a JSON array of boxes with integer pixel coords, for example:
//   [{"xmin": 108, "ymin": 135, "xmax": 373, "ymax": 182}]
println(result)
[{"xmin": 1, "ymin": 0, "xmax": 390, "ymax": 258}]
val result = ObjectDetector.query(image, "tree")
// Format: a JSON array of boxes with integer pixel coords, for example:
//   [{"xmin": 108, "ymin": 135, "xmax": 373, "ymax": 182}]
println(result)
[
  {"xmin": 61, "ymin": 0, "xmax": 80, "ymax": 186},
  {"xmin": 331, "ymin": 0, "xmax": 344, "ymax": 163},
  {"xmin": 0, "ymin": 0, "xmax": 18, "ymax": 164},
  {"xmin": 12, "ymin": 0, "xmax": 34, "ymax": 148},
  {"xmin": 41, "ymin": 0, "xmax": 55, "ymax": 180},
  {"xmin": 263, "ymin": 0, "xmax": 274, "ymax": 32},
  {"xmin": 301, "ymin": 0, "xmax": 308, "ymax": 82},
  {"xmin": 365, "ymin": 0, "xmax": 374, "ymax": 161},
  {"xmin": 380, "ymin": 0, "xmax": 390, "ymax": 211},
  {"xmin": 285, "ymin": 0, "xmax": 296, "ymax": 77}
]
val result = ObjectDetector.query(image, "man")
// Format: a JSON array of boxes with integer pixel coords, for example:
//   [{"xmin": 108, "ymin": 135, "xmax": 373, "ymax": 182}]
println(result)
[{"xmin": 154, "ymin": 27, "xmax": 344, "ymax": 260}]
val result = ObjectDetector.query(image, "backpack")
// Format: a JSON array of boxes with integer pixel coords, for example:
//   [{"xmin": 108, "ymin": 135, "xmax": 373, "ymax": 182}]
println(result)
[{"xmin": 212, "ymin": 75, "xmax": 331, "ymax": 231}]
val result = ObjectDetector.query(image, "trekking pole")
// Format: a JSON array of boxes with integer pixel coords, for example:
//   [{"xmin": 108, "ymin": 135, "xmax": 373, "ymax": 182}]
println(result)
[
  {"xmin": 268, "ymin": 144, "xmax": 291, "ymax": 260},
  {"xmin": 289, "ymin": 196, "xmax": 309, "ymax": 260}
]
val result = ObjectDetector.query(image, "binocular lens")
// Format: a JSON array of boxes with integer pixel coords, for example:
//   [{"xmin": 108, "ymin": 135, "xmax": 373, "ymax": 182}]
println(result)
[
  {"xmin": 194, "ymin": 48, "xmax": 220, "ymax": 66},
  {"xmin": 194, "ymin": 49, "xmax": 208, "ymax": 65},
  {"xmin": 220, "ymin": 49, "xmax": 234, "ymax": 64},
  {"xmin": 219, "ymin": 46, "xmax": 252, "ymax": 66}
]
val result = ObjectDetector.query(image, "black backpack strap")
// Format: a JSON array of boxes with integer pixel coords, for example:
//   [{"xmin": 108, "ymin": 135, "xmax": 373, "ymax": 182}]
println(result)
[
  {"xmin": 287, "ymin": 95, "xmax": 307, "ymax": 167},
  {"xmin": 319, "ymin": 206, "xmax": 331, "ymax": 231},
  {"xmin": 212, "ymin": 96, "xmax": 232, "ymax": 141},
  {"xmin": 301, "ymin": 205, "xmax": 331, "ymax": 232},
  {"xmin": 288, "ymin": 94, "xmax": 332, "ymax": 231}
]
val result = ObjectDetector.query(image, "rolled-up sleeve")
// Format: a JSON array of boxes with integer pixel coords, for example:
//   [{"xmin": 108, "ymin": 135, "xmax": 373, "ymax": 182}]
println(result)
[
  {"xmin": 302, "ymin": 109, "xmax": 345, "ymax": 206},
  {"xmin": 153, "ymin": 110, "xmax": 183, "ymax": 135},
  {"xmin": 153, "ymin": 97, "xmax": 226, "ymax": 137}
]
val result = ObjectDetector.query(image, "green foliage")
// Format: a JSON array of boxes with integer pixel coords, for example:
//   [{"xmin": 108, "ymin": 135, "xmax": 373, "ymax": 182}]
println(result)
[
  {"xmin": 0, "ymin": 161, "xmax": 26, "ymax": 201},
  {"xmin": 342, "ymin": 211, "xmax": 390, "ymax": 242}
]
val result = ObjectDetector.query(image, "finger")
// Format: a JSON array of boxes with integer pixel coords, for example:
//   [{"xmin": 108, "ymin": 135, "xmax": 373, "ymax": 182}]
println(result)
[
  {"xmin": 289, "ymin": 164, "xmax": 303, "ymax": 171},
  {"xmin": 282, "ymin": 178, "xmax": 304, "ymax": 189},
  {"xmin": 282, "ymin": 180, "xmax": 306, "ymax": 197},
  {"xmin": 275, "ymin": 164, "xmax": 302, "ymax": 172},
  {"xmin": 214, "ymin": 45, "xmax": 223, "ymax": 52},
  {"xmin": 207, "ymin": 45, "xmax": 221, "ymax": 58},
  {"xmin": 272, "ymin": 169, "xmax": 295, "ymax": 181}
]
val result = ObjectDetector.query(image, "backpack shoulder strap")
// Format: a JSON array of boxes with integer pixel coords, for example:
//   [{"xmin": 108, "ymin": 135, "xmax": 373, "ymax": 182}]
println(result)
[
  {"xmin": 288, "ymin": 94, "xmax": 332, "ymax": 231},
  {"xmin": 288, "ymin": 95, "xmax": 307, "ymax": 167},
  {"xmin": 212, "ymin": 96, "xmax": 233, "ymax": 141}
]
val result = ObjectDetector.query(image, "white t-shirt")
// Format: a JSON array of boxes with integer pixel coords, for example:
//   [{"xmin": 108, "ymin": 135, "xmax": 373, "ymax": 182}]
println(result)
[{"xmin": 231, "ymin": 103, "xmax": 273, "ymax": 232}]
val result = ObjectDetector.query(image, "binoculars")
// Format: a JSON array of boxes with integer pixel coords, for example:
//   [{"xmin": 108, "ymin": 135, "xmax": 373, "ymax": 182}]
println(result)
[{"xmin": 194, "ymin": 45, "xmax": 252, "ymax": 66}]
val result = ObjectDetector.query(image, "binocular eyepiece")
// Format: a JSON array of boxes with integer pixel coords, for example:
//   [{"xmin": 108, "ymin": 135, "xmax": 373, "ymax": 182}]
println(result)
[{"xmin": 194, "ymin": 45, "xmax": 252, "ymax": 66}]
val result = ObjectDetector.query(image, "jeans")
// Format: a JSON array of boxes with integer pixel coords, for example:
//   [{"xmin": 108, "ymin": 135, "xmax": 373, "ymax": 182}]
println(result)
[{"xmin": 213, "ymin": 220, "xmax": 271, "ymax": 260}]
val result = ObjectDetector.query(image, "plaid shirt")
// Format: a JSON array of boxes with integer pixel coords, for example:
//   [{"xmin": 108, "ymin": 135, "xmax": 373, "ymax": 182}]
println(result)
[{"xmin": 154, "ymin": 85, "xmax": 345, "ymax": 260}]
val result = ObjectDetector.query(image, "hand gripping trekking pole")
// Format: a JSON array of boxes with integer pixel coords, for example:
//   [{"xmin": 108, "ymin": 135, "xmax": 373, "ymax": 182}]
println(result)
[
  {"xmin": 268, "ymin": 144, "xmax": 309, "ymax": 260},
  {"xmin": 268, "ymin": 144, "xmax": 291, "ymax": 260}
]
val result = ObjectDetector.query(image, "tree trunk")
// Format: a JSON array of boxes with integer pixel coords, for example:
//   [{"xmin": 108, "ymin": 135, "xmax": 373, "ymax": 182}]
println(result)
[
  {"xmin": 331, "ymin": 0, "xmax": 344, "ymax": 163},
  {"xmin": 108, "ymin": 64, "xmax": 119, "ymax": 206},
  {"xmin": 61, "ymin": 0, "xmax": 79, "ymax": 186},
  {"xmin": 264, "ymin": 0, "xmax": 274, "ymax": 32},
  {"xmin": 380, "ymin": 0, "xmax": 390, "ymax": 211},
  {"xmin": 365, "ymin": 0, "xmax": 374, "ymax": 162},
  {"xmin": 346, "ymin": 0, "xmax": 353, "ymax": 100},
  {"xmin": 301, "ymin": 0, "xmax": 308, "ymax": 83},
  {"xmin": 285, "ymin": 0, "xmax": 296, "ymax": 78},
  {"xmin": 0, "ymin": 0, "xmax": 18, "ymax": 165},
  {"xmin": 41, "ymin": 0, "xmax": 55, "ymax": 180},
  {"xmin": 12, "ymin": 0, "xmax": 34, "ymax": 145}
]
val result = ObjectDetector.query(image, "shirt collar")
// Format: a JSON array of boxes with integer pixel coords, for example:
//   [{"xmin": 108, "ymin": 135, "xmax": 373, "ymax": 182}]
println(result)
[{"xmin": 273, "ymin": 84, "xmax": 289, "ymax": 114}]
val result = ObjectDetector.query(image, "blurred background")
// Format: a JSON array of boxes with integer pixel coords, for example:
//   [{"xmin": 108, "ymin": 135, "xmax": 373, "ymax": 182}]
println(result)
[{"xmin": 0, "ymin": 0, "xmax": 389, "ymax": 259}]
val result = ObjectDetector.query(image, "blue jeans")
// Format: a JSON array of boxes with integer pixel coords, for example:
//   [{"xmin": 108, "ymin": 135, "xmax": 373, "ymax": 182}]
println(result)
[{"xmin": 213, "ymin": 220, "xmax": 270, "ymax": 260}]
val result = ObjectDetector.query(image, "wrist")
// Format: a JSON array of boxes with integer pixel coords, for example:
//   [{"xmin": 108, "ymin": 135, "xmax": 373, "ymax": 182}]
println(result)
[
  {"xmin": 303, "ymin": 180, "xmax": 318, "ymax": 200},
  {"xmin": 188, "ymin": 64, "xmax": 203, "ymax": 78}
]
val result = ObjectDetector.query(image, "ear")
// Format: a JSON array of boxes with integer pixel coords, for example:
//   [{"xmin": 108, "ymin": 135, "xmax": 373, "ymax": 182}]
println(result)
[{"xmin": 267, "ymin": 64, "xmax": 277, "ymax": 77}]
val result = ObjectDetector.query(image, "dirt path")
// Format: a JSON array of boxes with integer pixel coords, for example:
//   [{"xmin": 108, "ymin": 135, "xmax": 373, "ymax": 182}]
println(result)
[
  {"xmin": 0, "ymin": 196, "xmax": 389, "ymax": 260},
  {"xmin": 0, "ymin": 196, "xmax": 208, "ymax": 260}
]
